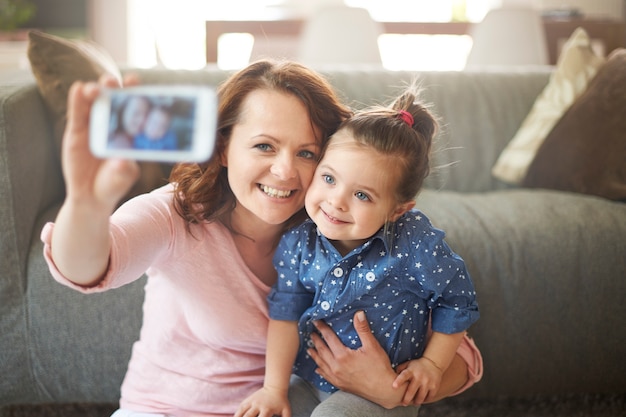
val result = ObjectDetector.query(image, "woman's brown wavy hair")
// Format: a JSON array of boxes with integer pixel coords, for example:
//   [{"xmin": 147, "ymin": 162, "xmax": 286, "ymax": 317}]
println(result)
[{"xmin": 169, "ymin": 59, "xmax": 352, "ymax": 232}]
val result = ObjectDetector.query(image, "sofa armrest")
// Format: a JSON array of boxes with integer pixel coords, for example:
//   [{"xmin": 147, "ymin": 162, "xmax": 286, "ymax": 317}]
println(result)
[
  {"xmin": 0, "ymin": 79, "xmax": 64, "ymax": 295},
  {"xmin": 0, "ymin": 76, "xmax": 66, "ymax": 403}
]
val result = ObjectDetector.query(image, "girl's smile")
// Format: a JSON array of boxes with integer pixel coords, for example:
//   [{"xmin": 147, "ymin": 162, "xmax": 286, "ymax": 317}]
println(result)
[{"xmin": 320, "ymin": 207, "xmax": 349, "ymax": 225}]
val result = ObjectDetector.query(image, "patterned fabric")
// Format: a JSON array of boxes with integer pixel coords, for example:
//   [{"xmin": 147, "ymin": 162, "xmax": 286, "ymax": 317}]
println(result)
[
  {"xmin": 133, "ymin": 130, "xmax": 178, "ymax": 150},
  {"xmin": 269, "ymin": 209, "xmax": 479, "ymax": 393}
]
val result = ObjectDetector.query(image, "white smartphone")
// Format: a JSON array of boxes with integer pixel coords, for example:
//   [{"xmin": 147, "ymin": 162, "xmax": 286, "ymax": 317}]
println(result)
[{"xmin": 89, "ymin": 85, "xmax": 217, "ymax": 163}]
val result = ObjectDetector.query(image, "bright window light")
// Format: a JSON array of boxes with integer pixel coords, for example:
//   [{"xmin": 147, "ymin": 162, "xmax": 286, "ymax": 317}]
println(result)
[
  {"xmin": 218, "ymin": 33, "xmax": 255, "ymax": 70},
  {"xmin": 127, "ymin": 0, "xmax": 493, "ymax": 70},
  {"xmin": 379, "ymin": 34, "xmax": 473, "ymax": 71}
]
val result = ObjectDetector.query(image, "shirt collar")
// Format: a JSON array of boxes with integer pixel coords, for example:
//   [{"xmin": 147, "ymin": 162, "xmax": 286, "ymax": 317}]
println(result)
[{"xmin": 309, "ymin": 219, "xmax": 395, "ymax": 257}]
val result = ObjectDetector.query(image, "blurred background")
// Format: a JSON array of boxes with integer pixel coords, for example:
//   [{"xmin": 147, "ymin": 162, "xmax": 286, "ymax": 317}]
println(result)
[{"xmin": 2, "ymin": 0, "xmax": 625, "ymax": 71}]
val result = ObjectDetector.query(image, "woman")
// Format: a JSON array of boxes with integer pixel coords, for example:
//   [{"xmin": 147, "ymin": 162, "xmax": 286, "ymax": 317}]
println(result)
[
  {"xmin": 108, "ymin": 94, "xmax": 151, "ymax": 149},
  {"xmin": 42, "ymin": 60, "xmax": 481, "ymax": 417}
]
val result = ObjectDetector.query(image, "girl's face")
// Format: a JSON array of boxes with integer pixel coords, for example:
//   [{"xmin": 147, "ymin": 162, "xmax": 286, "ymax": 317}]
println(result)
[
  {"xmin": 305, "ymin": 130, "xmax": 414, "ymax": 255},
  {"xmin": 144, "ymin": 108, "xmax": 170, "ymax": 140},
  {"xmin": 122, "ymin": 97, "xmax": 150, "ymax": 136},
  {"xmin": 223, "ymin": 89, "xmax": 321, "ymax": 228}
]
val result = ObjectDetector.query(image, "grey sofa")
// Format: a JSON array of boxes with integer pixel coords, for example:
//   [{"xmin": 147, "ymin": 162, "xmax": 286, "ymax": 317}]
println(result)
[{"xmin": 1, "ymin": 66, "xmax": 625, "ymax": 416}]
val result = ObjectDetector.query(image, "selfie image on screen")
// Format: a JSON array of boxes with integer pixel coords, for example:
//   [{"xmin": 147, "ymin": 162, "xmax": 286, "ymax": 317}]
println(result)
[{"xmin": 106, "ymin": 92, "xmax": 197, "ymax": 152}]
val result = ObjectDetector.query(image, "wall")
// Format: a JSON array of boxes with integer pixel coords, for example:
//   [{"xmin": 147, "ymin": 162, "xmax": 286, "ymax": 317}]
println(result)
[
  {"xmin": 85, "ymin": 0, "xmax": 626, "ymax": 66},
  {"xmin": 87, "ymin": 0, "xmax": 128, "ymax": 64},
  {"xmin": 29, "ymin": 0, "xmax": 86, "ymax": 31},
  {"xmin": 538, "ymin": 0, "xmax": 624, "ymax": 18}
]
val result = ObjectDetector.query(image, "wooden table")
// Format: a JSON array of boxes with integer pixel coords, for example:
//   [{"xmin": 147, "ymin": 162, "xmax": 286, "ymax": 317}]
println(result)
[{"xmin": 205, "ymin": 17, "xmax": 625, "ymax": 65}]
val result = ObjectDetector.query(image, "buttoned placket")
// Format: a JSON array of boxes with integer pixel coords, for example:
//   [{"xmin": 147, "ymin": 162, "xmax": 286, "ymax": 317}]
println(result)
[
  {"xmin": 317, "ymin": 263, "xmax": 344, "ymax": 315},
  {"xmin": 314, "ymin": 242, "xmax": 381, "ymax": 318}
]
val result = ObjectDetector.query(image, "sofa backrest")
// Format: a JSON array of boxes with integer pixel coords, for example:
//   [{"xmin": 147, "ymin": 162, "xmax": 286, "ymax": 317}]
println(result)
[
  {"xmin": 322, "ymin": 68, "xmax": 552, "ymax": 193},
  {"xmin": 135, "ymin": 67, "xmax": 552, "ymax": 194}
]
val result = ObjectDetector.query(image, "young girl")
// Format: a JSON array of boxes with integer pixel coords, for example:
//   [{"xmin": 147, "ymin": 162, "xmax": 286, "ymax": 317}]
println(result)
[
  {"xmin": 133, "ymin": 104, "xmax": 178, "ymax": 150},
  {"xmin": 43, "ymin": 59, "xmax": 481, "ymax": 417},
  {"xmin": 237, "ymin": 86, "xmax": 480, "ymax": 417}
]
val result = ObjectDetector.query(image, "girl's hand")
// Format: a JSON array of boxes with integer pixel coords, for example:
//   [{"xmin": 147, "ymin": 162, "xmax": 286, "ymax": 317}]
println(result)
[
  {"xmin": 393, "ymin": 357, "xmax": 443, "ymax": 406},
  {"xmin": 306, "ymin": 311, "xmax": 405, "ymax": 409},
  {"xmin": 234, "ymin": 387, "xmax": 291, "ymax": 417},
  {"xmin": 62, "ymin": 74, "xmax": 140, "ymax": 212},
  {"xmin": 308, "ymin": 312, "xmax": 474, "ymax": 408}
]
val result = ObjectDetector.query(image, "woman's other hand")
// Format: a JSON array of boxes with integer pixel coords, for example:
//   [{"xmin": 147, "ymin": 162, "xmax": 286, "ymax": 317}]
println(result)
[{"xmin": 306, "ymin": 311, "xmax": 405, "ymax": 409}]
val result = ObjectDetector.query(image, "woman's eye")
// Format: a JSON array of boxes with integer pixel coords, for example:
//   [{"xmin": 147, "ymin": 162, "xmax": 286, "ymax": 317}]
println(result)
[
  {"xmin": 322, "ymin": 174, "xmax": 335, "ymax": 185},
  {"xmin": 298, "ymin": 150, "xmax": 317, "ymax": 160},
  {"xmin": 355, "ymin": 191, "xmax": 370, "ymax": 201},
  {"xmin": 255, "ymin": 143, "xmax": 272, "ymax": 152}
]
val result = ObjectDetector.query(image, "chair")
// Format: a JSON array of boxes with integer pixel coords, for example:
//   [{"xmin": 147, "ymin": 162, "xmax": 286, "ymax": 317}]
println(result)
[
  {"xmin": 296, "ymin": 6, "xmax": 383, "ymax": 66},
  {"xmin": 250, "ymin": 36, "xmax": 300, "ymax": 62},
  {"xmin": 464, "ymin": 7, "xmax": 549, "ymax": 68}
]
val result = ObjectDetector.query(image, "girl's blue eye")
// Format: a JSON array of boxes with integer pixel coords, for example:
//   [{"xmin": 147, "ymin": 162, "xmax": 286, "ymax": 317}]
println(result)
[
  {"xmin": 355, "ymin": 191, "xmax": 370, "ymax": 201},
  {"xmin": 323, "ymin": 174, "xmax": 335, "ymax": 185},
  {"xmin": 255, "ymin": 143, "xmax": 272, "ymax": 151}
]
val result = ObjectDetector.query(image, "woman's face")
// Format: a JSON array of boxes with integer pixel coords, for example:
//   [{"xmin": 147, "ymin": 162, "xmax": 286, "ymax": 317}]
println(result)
[
  {"xmin": 223, "ymin": 89, "xmax": 321, "ymax": 227},
  {"xmin": 122, "ymin": 97, "xmax": 150, "ymax": 136}
]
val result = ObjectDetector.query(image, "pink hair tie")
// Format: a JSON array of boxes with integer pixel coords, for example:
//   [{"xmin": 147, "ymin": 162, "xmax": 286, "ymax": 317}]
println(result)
[{"xmin": 397, "ymin": 110, "xmax": 414, "ymax": 127}]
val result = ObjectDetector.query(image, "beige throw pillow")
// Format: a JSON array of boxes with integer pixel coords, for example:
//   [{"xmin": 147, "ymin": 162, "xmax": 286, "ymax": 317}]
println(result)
[
  {"xmin": 27, "ymin": 30, "xmax": 170, "ymax": 202},
  {"xmin": 27, "ymin": 30, "xmax": 122, "ymax": 154},
  {"xmin": 491, "ymin": 27, "xmax": 605, "ymax": 184}
]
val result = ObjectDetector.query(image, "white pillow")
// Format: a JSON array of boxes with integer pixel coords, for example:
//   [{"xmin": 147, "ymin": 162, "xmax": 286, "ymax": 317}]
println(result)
[{"xmin": 491, "ymin": 27, "xmax": 605, "ymax": 184}]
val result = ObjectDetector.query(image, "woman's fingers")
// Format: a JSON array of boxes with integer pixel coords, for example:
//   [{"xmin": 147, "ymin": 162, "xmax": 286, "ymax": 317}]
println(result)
[{"xmin": 65, "ymin": 81, "xmax": 100, "ymax": 144}]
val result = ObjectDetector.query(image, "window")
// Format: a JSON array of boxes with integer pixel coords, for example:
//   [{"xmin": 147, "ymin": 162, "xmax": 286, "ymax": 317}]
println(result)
[{"xmin": 127, "ymin": 0, "xmax": 499, "ymax": 70}]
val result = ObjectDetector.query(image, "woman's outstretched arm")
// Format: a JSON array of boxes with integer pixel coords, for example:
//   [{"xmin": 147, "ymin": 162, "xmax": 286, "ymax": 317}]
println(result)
[{"xmin": 51, "ymin": 76, "xmax": 140, "ymax": 287}]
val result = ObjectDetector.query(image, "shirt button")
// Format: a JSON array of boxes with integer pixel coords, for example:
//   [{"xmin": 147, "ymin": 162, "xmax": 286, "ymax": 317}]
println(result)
[
  {"xmin": 320, "ymin": 301, "xmax": 331, "ymax": 311},
  {"xmin": 366, "ymin": 272, "xmax": 376, "ymax": 282},
  {"xmin": 333, "ymin": 267, "xmax": 343, "ymax": 277}
]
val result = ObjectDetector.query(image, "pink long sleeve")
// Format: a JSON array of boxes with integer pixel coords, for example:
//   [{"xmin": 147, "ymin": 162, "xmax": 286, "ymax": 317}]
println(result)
[{"xmin": 42, "ymin": 185, "xmax": 271, "ymax": 416}]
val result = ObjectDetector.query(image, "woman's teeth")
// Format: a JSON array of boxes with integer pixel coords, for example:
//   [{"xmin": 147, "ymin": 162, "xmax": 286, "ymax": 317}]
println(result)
[{"xmin": 261, "ymin": 185, "xmax": 292, "ymax": 198}]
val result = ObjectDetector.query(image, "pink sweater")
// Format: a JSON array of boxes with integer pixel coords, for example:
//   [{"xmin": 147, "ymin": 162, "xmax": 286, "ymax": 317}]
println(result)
[
  {"xmin": 42, "ymin": 185, "xmax": 270, "ymax": 416},
  {"xmin": 41, "ymin": 185, "xmax": 482, "ymax": 416}
]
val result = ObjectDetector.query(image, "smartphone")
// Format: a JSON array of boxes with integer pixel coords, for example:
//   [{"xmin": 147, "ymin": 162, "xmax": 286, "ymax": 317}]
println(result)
[{"xmin": 89, "ymin": 85, "xmax": 217, "ymax": 162}]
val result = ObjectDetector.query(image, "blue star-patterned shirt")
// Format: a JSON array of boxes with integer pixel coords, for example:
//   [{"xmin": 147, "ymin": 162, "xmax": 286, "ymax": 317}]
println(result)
[
  {"xmin": 133, "ymin": 130, "xmax": 178, "ymax": 150},
  {"xmin": 268, "ymin": 209, "xmax": 480, "ymax": 393}
]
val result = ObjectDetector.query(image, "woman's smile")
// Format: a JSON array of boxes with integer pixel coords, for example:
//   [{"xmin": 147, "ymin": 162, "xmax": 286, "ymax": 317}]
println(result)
[{"xmin": 259, "ymin": 184, "xmax": 294, "ymax": 199}]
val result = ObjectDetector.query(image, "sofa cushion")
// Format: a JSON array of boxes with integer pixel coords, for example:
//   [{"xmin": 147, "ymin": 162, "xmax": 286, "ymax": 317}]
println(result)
[
  {"xmin": 522, "ymin": 49, "xmax": 626, "ymax": 201},
  {"xmin": 491, "ymin": 27, "xmax": 605, "ymax": 184},
  {"xmin": 416, "ymin": 188, "xmax": 626, "ymax": 396},
  {"xmin": 26, "ymin": 30, "xmax": 170, "ymax": 202}
]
